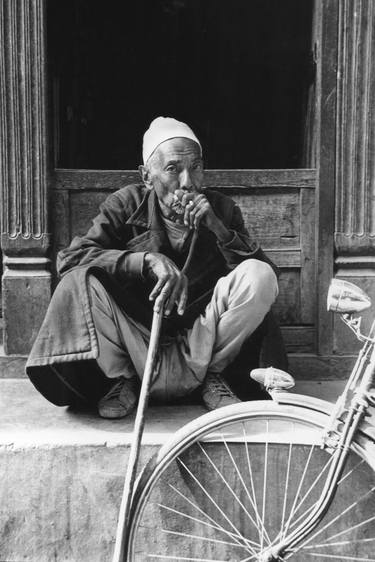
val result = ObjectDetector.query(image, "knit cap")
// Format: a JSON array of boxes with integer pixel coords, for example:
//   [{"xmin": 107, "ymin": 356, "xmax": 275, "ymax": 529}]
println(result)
[{"xmin": 142, "ymin": 116, "xmax": 202, "ymax": 164}]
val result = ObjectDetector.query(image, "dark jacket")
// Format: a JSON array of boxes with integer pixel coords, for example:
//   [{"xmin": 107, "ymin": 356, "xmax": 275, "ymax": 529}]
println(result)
[{"xmin": 26, "ymin": 184, "xmax": 286, "ymax": 405}]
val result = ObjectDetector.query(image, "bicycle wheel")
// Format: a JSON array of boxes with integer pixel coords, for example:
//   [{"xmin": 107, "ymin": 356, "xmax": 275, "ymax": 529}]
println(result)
[{"xmin": 126, "ymin": 401, "xmax": 375, "ymax": 561}]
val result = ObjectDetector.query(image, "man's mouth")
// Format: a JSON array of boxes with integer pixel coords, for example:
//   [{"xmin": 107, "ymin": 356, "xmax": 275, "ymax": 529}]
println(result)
[
  {"xmin": 170, "ymin": 190, "xmax": 195, "ymax": 215},
  {"xmin": 171, "ymin": 199, "xmax": 185, "ymax": 215}
]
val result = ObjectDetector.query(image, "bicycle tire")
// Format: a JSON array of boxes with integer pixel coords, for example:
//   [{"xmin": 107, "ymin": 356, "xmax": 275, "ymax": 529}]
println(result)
[{"xmin": 126, "ymin": 400, "xmax": 375, "ymax": 561}]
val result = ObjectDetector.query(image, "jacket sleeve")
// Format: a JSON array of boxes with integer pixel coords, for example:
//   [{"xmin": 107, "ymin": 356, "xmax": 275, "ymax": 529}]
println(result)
[
  {"xmin": 57, "ymin": 193, "xmax": 146, "ymax": 280},
  {"xmin": 217, "ymin": 203, "xmax": 279, "ymax": 276}
]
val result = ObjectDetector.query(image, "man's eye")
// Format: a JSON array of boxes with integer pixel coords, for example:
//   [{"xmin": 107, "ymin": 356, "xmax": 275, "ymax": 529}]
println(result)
[
  {"xmin": 166, "ymin": 166, "xmax": 177, "ymax": 173},
  {"xmin": 193, "ymin": 163, "xmax": 203, "ymax": 171}
]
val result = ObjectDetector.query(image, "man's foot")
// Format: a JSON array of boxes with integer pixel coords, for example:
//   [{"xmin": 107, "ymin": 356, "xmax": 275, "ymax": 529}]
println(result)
[
  {"xmin": 202, "ymin": 372, "xmax": 242, "ymax": 411},
  {"xmin": 98, "ymin": 376, "xmax": 139, "ymax": 419}
]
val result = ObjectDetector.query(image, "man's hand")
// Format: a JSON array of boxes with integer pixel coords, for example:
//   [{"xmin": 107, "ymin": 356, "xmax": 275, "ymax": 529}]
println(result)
[
  {"xmin": 180, "ymin": 192, "xmax": 232, "ymax": 243},
  {"xmin": 143, "ymin": 252, "xmax": 188, "ymax": 316}
]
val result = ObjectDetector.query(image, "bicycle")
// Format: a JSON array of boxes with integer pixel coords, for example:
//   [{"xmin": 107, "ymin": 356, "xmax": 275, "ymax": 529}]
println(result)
[{"xmin": 119, "ymin": 278, "xmax": 375, "ymax": 561}]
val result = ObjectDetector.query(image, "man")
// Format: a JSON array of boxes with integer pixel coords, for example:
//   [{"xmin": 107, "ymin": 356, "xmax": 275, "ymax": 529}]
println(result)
[{"xmin": 27, "ymin": 117, "xmax": 282, "ymax": 418}]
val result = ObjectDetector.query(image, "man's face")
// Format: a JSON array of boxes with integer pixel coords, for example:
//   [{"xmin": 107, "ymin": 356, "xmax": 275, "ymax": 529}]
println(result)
[{"xmin": 144, "ymin": 137, "xmax": 204, "ymax": 213}]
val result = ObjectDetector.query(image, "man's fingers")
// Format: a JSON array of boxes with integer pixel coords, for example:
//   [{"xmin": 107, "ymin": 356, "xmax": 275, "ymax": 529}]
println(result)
[
  {"xmin": 154, "ymin": 281, "xmax": 173, "ymax": 312},
  {"xmin": 177, "ymin": 277, "xmax": 188, "ymax": 315},
  {"xmin": 149, "ymin": 278, "xmax": 165, "ymax": 301},
  {"xmin": 193, "ymin": 207, "xmax": 205, "ymax": 228},
  {"xmin": 184, "ymin": 200, "xmax": 195, "ymax": 228},
  {"xmin": 164, "ymin": 274, "xmax": 184, "ymax": 316}
]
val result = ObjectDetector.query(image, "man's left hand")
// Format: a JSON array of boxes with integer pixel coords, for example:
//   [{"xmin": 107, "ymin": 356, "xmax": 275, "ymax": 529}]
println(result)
[{"xmin": 182, "ymin": 193, "xmax": 232, "ymax": 243}]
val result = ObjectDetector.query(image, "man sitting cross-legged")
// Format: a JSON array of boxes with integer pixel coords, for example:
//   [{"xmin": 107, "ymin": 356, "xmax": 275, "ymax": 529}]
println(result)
[{"xmin": 26, "ymin": 117, "xmax": 282, "ymax": 418}]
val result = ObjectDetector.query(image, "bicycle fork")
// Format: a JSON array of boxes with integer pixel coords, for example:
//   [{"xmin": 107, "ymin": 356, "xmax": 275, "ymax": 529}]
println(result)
[{"xmin": 259, "ymin": 341, "xmax": 375, "ymax": 562}]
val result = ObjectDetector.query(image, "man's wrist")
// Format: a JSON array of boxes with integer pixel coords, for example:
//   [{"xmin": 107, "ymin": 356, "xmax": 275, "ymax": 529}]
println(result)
[{"xmin": 209, "ymin": 219, "xmax": 232, "ymax": 244}]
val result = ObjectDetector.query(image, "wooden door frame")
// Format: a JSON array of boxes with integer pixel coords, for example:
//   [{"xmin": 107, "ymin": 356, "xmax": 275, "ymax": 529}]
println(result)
[
  {"xmin": 49, "ymin": 0, "xmax": 340, "ymax": 377},
  {"xmin": 0, "ymin": 0, "xmax": 340, "ymax": 372}
]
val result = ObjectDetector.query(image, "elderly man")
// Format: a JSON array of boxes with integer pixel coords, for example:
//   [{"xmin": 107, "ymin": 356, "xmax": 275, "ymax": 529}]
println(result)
[{"xmin": 27, "ymin": 117, "xmax": 281, "ymax": 418}]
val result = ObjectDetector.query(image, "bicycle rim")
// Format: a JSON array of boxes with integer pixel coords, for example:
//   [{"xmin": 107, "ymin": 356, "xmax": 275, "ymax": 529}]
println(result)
[{"xmin": 126, "ymin": 401, "xmax": 375, "ymax": 561}]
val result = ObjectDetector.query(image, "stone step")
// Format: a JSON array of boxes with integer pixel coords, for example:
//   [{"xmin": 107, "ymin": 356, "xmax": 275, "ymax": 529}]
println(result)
[
  {"xmin": 0, "ymin": 379, "xmax": 207, "ymax": 561},
  {"xmin": 0, "ymin": 345, "xmax": 27, "ymax": 378},
  {"xmin": 0, "ymin": 378, "xmax": 348, "ymax": 561}
]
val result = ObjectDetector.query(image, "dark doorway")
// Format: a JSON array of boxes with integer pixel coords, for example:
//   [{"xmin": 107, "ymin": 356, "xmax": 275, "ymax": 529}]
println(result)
[{"xmin": 48, "ymin": 0, "xmax": 314, "ymax": 169}]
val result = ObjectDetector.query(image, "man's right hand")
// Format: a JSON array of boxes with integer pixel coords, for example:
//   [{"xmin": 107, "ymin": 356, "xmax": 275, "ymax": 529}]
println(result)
[{"xmin": 143, "ymin": 252, "xmax": 188, "ymax": 316}]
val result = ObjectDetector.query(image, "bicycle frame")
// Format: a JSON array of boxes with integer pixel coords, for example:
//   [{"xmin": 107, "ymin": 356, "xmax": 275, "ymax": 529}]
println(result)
[{"xmin": 262, "ymin": 286, "xmax": 375, "ymax": 561}]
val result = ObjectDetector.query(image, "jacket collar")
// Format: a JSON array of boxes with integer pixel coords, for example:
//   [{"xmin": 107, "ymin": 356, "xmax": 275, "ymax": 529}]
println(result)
[{"xmin": 125, "ymin": 188, "xmax": 165, "ymax": 231}]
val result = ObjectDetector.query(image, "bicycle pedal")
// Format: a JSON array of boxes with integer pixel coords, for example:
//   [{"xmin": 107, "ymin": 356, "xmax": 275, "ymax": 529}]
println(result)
[{"xmin": 251, "ymin": 367, "xmax": 295, "ymax": 393}]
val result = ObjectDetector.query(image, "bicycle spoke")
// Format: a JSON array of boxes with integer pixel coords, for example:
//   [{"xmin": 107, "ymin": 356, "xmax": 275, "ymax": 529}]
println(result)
[
  {"xmin": 218, "ymin": 431, "xmax": 272, "ymax": 545},
  {"xmin": 147, "ymin": 555, "xmax": 231, "ymax": 561},
  {"xmin": 224, "ymin": 433, "xmax": 271, "ymax": 545},
  {"xmin": 303, "ymin": 554, "xmax": 375, "ymax": 561},
  {"xmin": 282, "ymin": 443, "xmax": 316, "ymax": 536},
  {"xmin": 197, "ymin": 440, "xmax": 265, "ymax": 545},
  {"xmin": 337, "ymin": 459, "xmax": 365, "ymax": 485},
  {"xmin": 312, "ymin": 513, "xmax": 375, "ymax": 545},
  {"xmin": 281, "ymin": 441, "xmax": 293, "ymax": 535},
  {"xmin": 290, "ymin": 486, "xmax": 375, "ymax": 555},
  {"xmin": 287, "ymin": 452, "xmax": 334, "ymax": 520},
  {"xmin": 161, "ymin": 528, "xmax": 248, "ymax": 548},
  {"xmin": 260, "ymin": 420, "xmax": 269, "ymax": 551},
  {"xmin": 243, "ymin": 423, "xmax": 267, "ymax": 546},
  {"xmin": 176, "ymin": 456, "xmax": 256, "ymax": 555},
  {"xmin": 158, "ymin": 502, "xmax": 253, "ymax": 550},
  {"xmin": 168, "ymin": 483, "xmax": 260, "ymax": 549},
  {"xmin": 304, "ymin": 537, "xmax": 375, "ymax": 549}
]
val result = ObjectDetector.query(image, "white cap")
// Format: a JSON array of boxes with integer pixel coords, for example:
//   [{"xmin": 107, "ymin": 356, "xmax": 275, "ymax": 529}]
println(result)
[{"xmin": 142, "ymin": 116, "xmax": 202, "ymax": 164}]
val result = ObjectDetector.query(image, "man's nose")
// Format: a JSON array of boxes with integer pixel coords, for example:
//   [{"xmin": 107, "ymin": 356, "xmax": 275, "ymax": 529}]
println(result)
[{"xmin": 179, "ymin": 169, "xmax": 193, "ymax": 190}]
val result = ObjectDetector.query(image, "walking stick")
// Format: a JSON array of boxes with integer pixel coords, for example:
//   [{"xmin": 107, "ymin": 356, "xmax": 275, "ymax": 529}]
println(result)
[
  {"xmin": 112, "ymin": 228, "xmax": 199, "ymax": 562},
  {"xmin": 112, "ymin": 307, "xmax": 164, "ymax": 562}
]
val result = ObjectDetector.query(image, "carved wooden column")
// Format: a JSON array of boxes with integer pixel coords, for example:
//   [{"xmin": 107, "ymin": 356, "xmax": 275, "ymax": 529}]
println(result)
[
  {"xmin": 0, "ymin": 0, "xmax": 51, "ymax": 355},
  {"xmin": 334, "ymin": 0, "xmax": 375, "ymax": 351},
  {"xmin": 335, "ymin": 0, "xmax": 375, "ymax": 271}
]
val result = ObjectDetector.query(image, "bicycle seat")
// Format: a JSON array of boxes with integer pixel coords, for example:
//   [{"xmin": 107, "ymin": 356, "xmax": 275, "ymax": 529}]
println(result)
[
  {"xmin": 250, "ymin": 367, "xmax": 295, "ymax": 393},
  {"xmin": 327, "ymin": 279, "xmax": 371, "ymax": 314}
]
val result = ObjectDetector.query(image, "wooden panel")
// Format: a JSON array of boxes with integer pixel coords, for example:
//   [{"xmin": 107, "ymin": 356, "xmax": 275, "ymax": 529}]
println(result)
[
  {"xmin": 282, "ymin": 326, "xmax": 315, "ymax": 353},
  {"xmin": 300, "ymin": 187, "xmax": 316, "ymax": 323},
  {"xmin": 54, "ymin": 168, "xmax": 316, "ymax": 190},
  {"xmin": 70, "ymin": 192, "xmax": 109, "ymax": 237},
  {"xmin": 273, "ymin": 270, "xmax": 301, "ymax": 325},
  {"xmin": 266, "ymin": 250, "xmax": 301, "ymax": 268},
  {"xmin": 315, "ymin": 0, "xmax": 338, "ymax": 354},
  {"xmin": 233, "ymin": 191, "xmax": 300, "ymax": 248},
  {"xmin": 51, "ymin": 190, "xmax": 70, "ymax": 252},
  {"xmin": 288, "ymin": 354, "xmax": 356, "ymax": 380}
]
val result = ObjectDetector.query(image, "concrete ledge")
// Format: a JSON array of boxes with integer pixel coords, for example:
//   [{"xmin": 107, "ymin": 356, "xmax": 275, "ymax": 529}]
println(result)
[
  {"xmin": 0, "ymin": 380, "xmax": 207, "ymax": 561},
  {"xmin": 0, "ymin": 379, "xmax": 206, "ymax": 448},
  {"xmin": 0, "ymin": 379, "xmax": 344, "ymax": 561},
  {"xmin": 0, "ymin": 347, "xmax": 27, "ymax": 378}
]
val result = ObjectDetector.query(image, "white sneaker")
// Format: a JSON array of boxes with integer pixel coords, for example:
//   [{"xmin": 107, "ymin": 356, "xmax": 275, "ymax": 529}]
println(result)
[{"xmin": 98, "ymin": 376, "xmax": 139, "ymax": 419}]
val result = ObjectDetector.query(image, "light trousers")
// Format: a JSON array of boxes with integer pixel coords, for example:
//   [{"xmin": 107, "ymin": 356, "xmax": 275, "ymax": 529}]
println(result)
[{"xmin": 88, "ymin": 259, "xmax": 278, "ymax": 402}]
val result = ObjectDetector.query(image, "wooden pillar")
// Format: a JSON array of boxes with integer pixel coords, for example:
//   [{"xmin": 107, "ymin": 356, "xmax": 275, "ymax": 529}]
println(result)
[
  {"xmin": 315, "ymin": 0, "xmax": 339, "ymax": 356},
  {"xmin": 0, "ymin": 0, "xmax": 51, "ymax": 355},
  {"xmin": 334, "ymin": 0, "xmax": 375, "ymax": 352}
]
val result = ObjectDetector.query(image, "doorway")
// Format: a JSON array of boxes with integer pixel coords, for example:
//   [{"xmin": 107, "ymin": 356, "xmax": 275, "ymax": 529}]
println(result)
[{"xmin": 48, "ymin": 0, "xmax": 314, "ymax": 170}]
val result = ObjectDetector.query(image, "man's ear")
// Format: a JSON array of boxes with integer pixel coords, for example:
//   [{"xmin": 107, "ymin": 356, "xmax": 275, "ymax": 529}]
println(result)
[{"xmin": 138, "ymin": 164, "xmax": 152, "ymax": 187}]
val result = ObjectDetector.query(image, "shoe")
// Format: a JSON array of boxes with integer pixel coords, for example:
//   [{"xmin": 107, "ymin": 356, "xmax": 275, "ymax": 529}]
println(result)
[
  {"xmin": 98, "ymin": 376, "xmax": 139, "ymax": 419},
  {"xmin": 201, "ymin": 372, "xmax": 242, "ymax": 411}
]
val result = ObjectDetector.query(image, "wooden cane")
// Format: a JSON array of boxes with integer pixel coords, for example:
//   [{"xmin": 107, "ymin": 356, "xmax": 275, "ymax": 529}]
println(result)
[
  {"xmin": 112, "ymin": 307, "xmax": 164, "ymax": 562},
  {"xmin": 112, "ymin": 228, "xmax": 199, "ymax": 561}
]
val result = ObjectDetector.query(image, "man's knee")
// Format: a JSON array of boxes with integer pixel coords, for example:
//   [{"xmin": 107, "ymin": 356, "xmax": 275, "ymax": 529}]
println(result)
[{"xmin": 233, "ymin": 259, "xmax": 278, "ymax": 303}]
